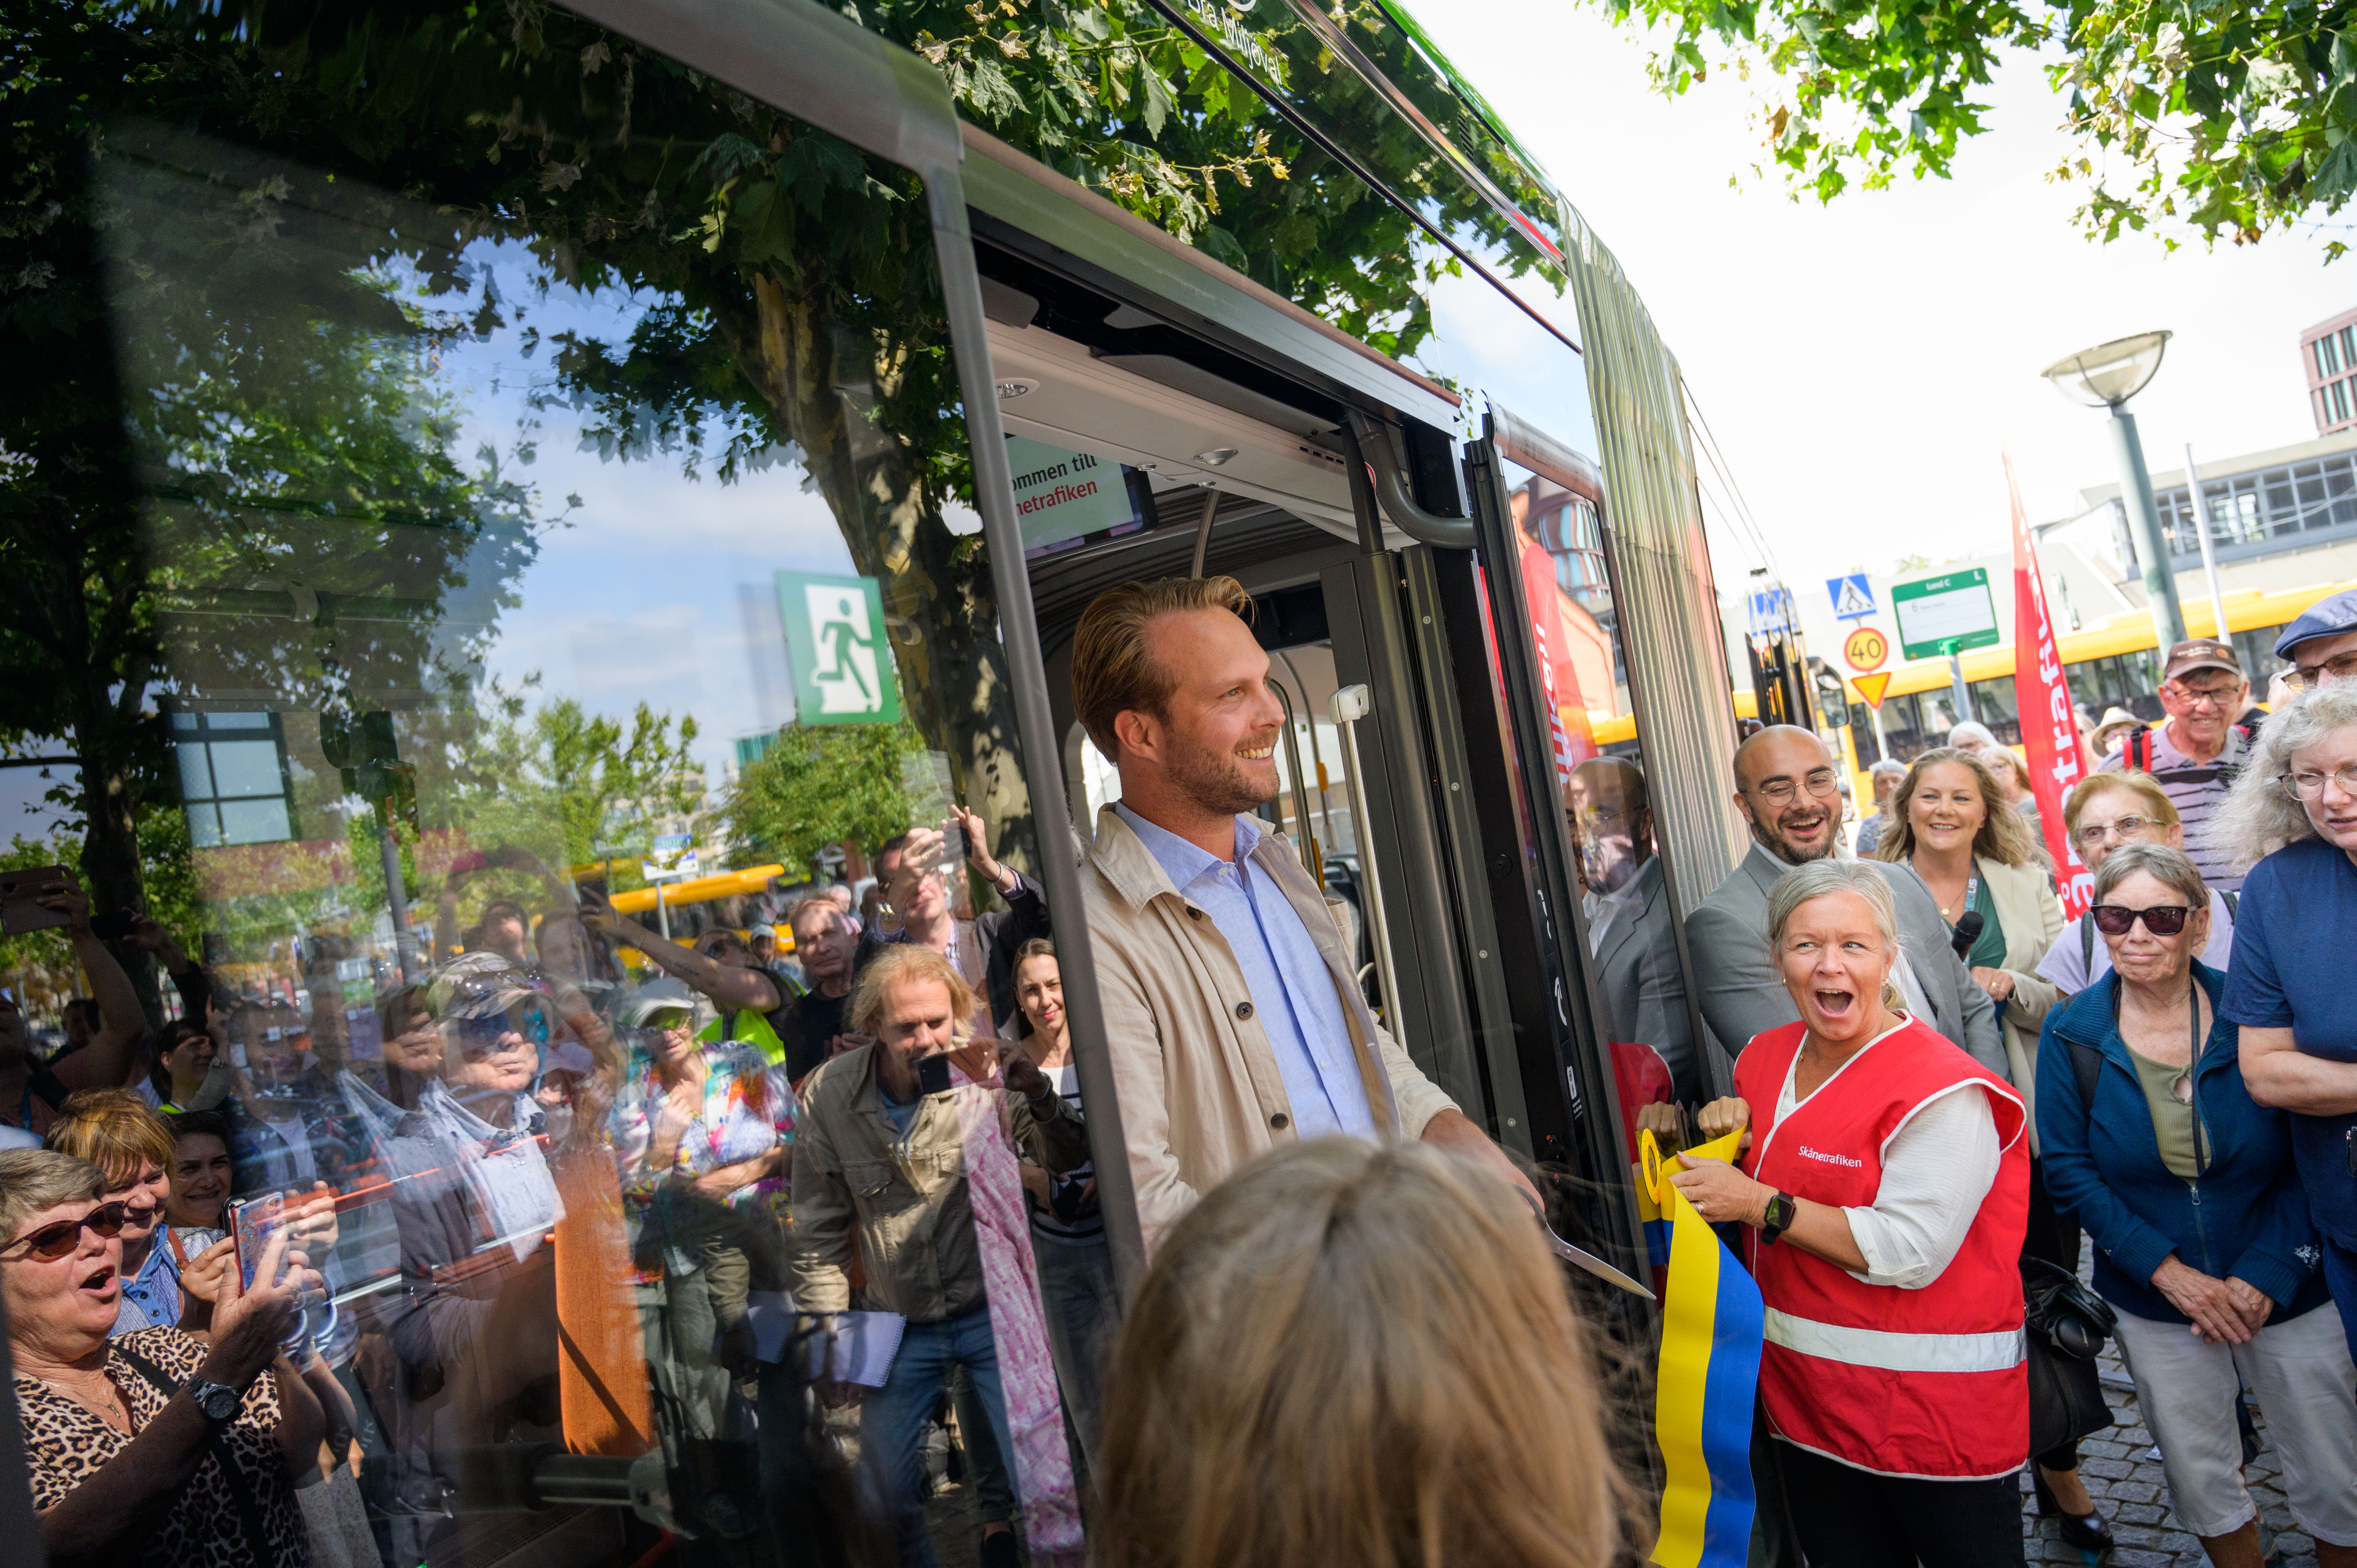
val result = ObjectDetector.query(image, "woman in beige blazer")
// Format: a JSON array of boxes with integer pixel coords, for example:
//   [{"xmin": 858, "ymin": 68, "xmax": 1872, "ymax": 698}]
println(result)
[{"xmin": 1878, "ymin": 745, "xmax": 2105, "ymax": 1545}]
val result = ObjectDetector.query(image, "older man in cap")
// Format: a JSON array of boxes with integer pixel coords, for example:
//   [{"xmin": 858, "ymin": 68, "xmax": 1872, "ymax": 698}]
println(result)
[
  {"xmin": 2101, "ymin": 637, "xmax": 2255, "ymax": 891},
  {"xmin": 2279, "ymin": 585, "xmax": 2357, "ymax": 693}
]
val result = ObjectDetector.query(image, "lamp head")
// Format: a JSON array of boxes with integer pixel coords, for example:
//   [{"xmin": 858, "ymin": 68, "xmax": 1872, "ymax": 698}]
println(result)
[{"xmin": 2041, "ymin": 330, "xmax": 2172, "ymax": 409}]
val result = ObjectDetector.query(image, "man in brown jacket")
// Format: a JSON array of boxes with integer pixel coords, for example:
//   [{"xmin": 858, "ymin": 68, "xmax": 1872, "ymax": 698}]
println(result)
[
  {"xmin": 790, "ymin": 945, "xmax": 1084, "ymax": 1568},
  {"xmin": 1073, "ymin": 576, "xmax": 1539, "ymax": 1253}
]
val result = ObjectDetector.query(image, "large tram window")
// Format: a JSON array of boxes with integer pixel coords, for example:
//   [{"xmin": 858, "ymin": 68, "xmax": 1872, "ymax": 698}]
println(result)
[{"xmin": 37, "ymin": 11, "xmax": 1095, "ymax": 1565}]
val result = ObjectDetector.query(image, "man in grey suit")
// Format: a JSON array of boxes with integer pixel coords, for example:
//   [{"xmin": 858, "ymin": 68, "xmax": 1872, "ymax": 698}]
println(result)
[
  {"xmin": 1684, "ymin": 725, "xmax": 2003, "ymax": 1077},
  {"xmin": 1572, "ymin": 757, "xmax": 1701, "ymax": 1104}
]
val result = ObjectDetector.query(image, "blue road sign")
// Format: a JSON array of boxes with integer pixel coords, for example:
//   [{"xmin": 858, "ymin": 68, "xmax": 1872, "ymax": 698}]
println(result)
[{"xmin": 1828, "ymin": 574, "xmax": 1877, "ymax": 622}]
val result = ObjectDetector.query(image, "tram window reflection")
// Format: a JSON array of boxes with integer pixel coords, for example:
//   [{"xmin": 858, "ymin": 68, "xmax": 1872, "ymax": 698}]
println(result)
[{"xmin": 35, "ymin": 21, "xmax": 1091, "ymax": 1559}]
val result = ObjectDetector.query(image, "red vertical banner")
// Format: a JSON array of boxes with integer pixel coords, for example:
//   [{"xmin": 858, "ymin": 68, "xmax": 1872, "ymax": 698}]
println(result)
[
  {"xmin": 1520, "ymin": 539, "xmax": 1598, "ymax": 784},
  {"xmin": 2007, "ymin": 455, "xmax": 2096, "ymax": 917}
]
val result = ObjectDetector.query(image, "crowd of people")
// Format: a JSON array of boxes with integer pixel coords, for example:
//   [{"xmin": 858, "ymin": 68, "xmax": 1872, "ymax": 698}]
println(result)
[
  {"xmin": 2, "ymin": 579, "xmax": 2355, "ymax": 1568},
  {"xmin": 0, "ymin": 811, "xmax": 1105, "ymax": 1568}
]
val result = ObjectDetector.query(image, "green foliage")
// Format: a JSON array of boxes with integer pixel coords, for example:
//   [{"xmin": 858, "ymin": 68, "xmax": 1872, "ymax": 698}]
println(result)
[
  {"xmin": 1592, "ymin": 0, "xmax": 2357, "ymax": 252},
  {"xmin": 435, "ymin": 680, "xmax": 706, "ymax": 888},
  {"xmin": 722, "ymin": 722, "xmax": 922, "ymax": 878}
]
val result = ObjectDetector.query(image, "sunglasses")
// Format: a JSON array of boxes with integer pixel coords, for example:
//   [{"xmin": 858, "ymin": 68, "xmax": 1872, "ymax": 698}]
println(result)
[
  {"xmin": 2089, "ymin": 903, "xmax": 2192, "ymax": 937},
  {"xmin": 3, "ymin": 1202, "xmax": 127, "ymax": 1263}
]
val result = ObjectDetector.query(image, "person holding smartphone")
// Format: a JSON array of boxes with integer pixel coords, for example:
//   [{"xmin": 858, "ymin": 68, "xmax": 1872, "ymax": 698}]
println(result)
[
  {"xmin": 872, "ymin": 803, "xmax": 1050, "ymax": 1037},
  {"xmin": 0, "ymin": 874, "xmax": 149, "ymax": 1141},
  {"xmin": 792, "ymin": 945, "xmax": 1088, "ymax": 1568},
  {"xmin": 4, "ymin": 1147, "xmax": 327, "ymax": 1567}
]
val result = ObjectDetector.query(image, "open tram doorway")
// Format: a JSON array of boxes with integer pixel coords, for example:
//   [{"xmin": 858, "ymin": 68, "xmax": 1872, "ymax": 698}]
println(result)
[{"xmin": 981, "ymin": 232, "xmax": 1659, "ymax": 1315}]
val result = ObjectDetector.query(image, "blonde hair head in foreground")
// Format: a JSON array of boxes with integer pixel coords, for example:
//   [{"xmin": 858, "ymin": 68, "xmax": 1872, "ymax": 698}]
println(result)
[{"xmin": 1095, "ymin": 1138, "xmax": 1633, "ymax": 1568}]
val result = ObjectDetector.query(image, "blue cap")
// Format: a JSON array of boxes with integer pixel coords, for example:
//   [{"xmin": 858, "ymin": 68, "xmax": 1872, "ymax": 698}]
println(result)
[{"xmin": 2274, "ymin": 587, "xmax": 2357, "ymax": 660}]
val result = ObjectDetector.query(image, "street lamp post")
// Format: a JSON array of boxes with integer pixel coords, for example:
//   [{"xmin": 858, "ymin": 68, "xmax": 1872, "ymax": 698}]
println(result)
[{"xmin": 2041, "ymin": 331, "xmax": 2186, "ymax": 663}]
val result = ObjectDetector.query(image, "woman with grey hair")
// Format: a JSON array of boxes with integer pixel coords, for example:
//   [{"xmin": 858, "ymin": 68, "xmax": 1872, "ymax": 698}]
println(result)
[
  {"xmin": 2, "ymin": 1148, "xmax": 325, "ymax": 1565},
  {"xmin": 1668, "ymin": 858, "xmax": 2033, "ymax": 1568},
  {"xmin": 2037, "ymin": 844, "xmax": 2357, "ymax": 1568},
  {"xmin": 1853, "ymin": 758, "xmax": 1908, "ymax": 855},
  {"xmin": 2214, "ymin": 683, "xmax": 2357, "ymax": 1364}
]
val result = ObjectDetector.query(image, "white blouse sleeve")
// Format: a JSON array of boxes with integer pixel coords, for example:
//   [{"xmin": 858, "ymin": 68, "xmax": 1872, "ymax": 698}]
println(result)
[{"xmin": 1839, "ymin": 1085, "xmax": 2003, "ymax": 1289}]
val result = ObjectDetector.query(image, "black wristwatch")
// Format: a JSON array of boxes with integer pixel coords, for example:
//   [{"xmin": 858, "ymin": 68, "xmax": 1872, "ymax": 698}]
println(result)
[
  {"xmin": 1758, "ymin": 1190, "xmax": 1798, "ymax": 1244},
  {"xmin": 186, "ymin": 1376, "xmax": 243, "ymax": 1422}
]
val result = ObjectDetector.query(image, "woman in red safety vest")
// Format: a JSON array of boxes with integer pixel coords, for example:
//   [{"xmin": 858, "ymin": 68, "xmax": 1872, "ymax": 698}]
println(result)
[{"xmin": 1668, "ymin": 857, "xmax": 2031, "ymax": 1568}]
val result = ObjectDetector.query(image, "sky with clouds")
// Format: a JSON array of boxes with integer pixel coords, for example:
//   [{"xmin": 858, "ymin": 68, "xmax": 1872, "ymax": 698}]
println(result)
[{"xmin": 1411, "ymin": 0, "xmax": 2357, "ymax": 595}]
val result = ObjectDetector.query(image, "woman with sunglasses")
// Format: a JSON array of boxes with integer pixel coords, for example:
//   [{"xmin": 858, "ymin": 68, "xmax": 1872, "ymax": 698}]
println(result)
[
  {"xmin": 2, "ymin": 1146, "xmax": 325, "ymax": 1566},
  {"xmin": 2037, "ymin": 844, "xmax": 2357, "ymax": 1568},
  {"xmin": 2036, "ymin": 772, "xmax": 2237, "ymax": 998}
]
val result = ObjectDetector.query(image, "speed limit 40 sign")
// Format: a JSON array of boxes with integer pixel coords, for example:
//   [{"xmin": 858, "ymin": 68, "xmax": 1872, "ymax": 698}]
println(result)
[{"xmin": 1843, "ymin": 625, "xmax": 1890, "ymax": 673}]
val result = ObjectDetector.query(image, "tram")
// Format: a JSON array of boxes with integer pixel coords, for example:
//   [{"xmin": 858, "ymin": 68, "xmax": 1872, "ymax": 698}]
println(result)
[{"xmin": 2, "ymin": 0, "xmax": 1753, "ymax": 1557}]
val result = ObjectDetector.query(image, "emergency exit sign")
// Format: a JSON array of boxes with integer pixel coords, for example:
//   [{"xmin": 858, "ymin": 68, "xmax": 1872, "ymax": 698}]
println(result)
[{"xmin": 1892, "ymin": 568, "xmax": 2000, "ymax": 662}]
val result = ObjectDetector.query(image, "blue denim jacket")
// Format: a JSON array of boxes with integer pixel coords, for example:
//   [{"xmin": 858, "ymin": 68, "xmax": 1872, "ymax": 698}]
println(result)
[{"xmin": 2035, "ymin": 963, "xmax": 2329, "ymax": 1325}]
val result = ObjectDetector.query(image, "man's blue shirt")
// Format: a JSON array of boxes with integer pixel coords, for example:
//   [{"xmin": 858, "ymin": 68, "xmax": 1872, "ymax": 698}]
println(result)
[{"xmin": 1112, "ymin": 802, "xmax": 1375, "ymax": 1141}]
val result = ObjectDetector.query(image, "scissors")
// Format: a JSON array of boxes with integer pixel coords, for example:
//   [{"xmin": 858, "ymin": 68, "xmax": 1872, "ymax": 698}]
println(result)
[{"xmin": 1520, "ymin": 1190, "xmax": 1656, "ymax": 1301}]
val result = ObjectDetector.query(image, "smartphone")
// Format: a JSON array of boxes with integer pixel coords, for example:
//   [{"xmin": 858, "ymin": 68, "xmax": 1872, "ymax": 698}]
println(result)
[
  {"xmin": 227, "ymin": 1192, "xmax": 288, "ymax": 1292},
  {"xmin": 0, "ymin": 867, "xmax": 70, "ymax": 937},
  {"xmin": 916, "ymin": 1052, "xmax": 953, "ymax": 1097},
  {"xmin": 88, "ymin": 909, "xmax": 136, "ymax": 941}
]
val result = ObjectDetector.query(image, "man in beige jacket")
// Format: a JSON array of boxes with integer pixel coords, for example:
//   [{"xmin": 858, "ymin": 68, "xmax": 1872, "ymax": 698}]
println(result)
[{"xmin": 1073, "ymin": 575, "xmax": 1538, "ymax": 1252}]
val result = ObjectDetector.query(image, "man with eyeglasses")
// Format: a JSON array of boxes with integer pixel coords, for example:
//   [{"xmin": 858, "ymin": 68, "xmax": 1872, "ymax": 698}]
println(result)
[
  {"xmin": 2275, "ymin": 586, "xmax": 2357, "ymax": 696},
  {"xmin": 1571, "ymin": 757, "xmax": 1700, "ymax": 1105},
  {"xmin": 1684, "ymin": 725, "xmax": 2004, "ymax": 1078},
  {"xmin": 2100, "ymin": 638, "xmax": 2256, "ymax": 893}
]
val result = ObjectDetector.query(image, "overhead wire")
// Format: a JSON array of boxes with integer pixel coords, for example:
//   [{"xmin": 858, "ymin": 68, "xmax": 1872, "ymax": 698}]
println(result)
[{"xmin": 1682, "ymin": 381, "xmax": 1782, "ymax": 584}]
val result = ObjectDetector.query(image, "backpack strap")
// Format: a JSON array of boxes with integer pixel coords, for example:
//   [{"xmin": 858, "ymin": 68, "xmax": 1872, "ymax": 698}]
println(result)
[
  {"xmin": 2221, "ymin": 889, "xmax": 2237, "ymax": 919},
  {"xmin": 2126, "ymin": 728, "xmax": 2150, "ymax": 772},
  {"xmin": 27, "ymin": 1066, "xmax": 71, "ymax": 1112},
  {"xmin": 2081, "ymin": 913, "xmax": 2097, "ymax": 976},
  {"xmin": 2068, "ymin": 1039, "xmax": 2104, "ymax": 1110}
]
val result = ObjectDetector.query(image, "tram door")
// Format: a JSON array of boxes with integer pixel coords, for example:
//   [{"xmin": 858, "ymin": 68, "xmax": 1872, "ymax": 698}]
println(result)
[{"xmin": 1315, "ymin": 416, "xmax": 1664, "ymax": 1319}]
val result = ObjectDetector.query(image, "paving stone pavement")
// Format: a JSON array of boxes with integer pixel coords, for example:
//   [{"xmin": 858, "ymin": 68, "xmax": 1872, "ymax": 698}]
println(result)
[{"xmin": 2018, "ymin": 1314, "xmax": 2321, "ymax": 1567}]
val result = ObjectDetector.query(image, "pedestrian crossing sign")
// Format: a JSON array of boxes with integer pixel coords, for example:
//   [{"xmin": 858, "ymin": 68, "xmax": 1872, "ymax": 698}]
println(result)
[{"xmin": 1827, "ymin": 574, "xmax": 1877, "ymax": 622}]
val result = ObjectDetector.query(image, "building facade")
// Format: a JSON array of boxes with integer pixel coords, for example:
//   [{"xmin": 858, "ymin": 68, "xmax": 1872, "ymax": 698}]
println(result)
[{"xmin": 2301, "ymin": 307, "xmax": 2357, "ymax": 434}]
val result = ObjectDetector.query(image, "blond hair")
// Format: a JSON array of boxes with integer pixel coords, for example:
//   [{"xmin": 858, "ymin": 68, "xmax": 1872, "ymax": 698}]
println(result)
[
  {"xmin": 847, "ymin": 944, "xmax": 977, "ymax": 1040},
  {"xmin": 43, "ymin": 1089, "xmax": 174, "ymax": 1184},
  {"xmin": 1095, "ymin": 1139, "xmax": 1633, "ymax": 1568},
  {"xmin": 1071, "ymin": 575, "xmax": 1253, "ymax": 761},
  {"xmin": 1874, "ymin": 746, "xmax": 2044, "ymax": 867},
  {"xmin": 2063, "ymin": 769, "xmax": 2178, "ymax": 836}
]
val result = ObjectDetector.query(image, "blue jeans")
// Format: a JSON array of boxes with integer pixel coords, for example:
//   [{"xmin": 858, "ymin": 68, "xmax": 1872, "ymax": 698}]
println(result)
[
  {"xmin": 2324, "ymin": 1235, "xmax": 2357, "ymax": 1365},
  {"xmin": 860, "ymin": 1307, "xmax": 1016, "ymax": 1568}
]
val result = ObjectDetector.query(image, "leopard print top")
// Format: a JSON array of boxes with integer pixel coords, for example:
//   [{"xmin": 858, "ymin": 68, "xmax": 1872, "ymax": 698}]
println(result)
[{"xmin": 15, "ymin": 1326, "xmax": 307, "ymax": 1568}]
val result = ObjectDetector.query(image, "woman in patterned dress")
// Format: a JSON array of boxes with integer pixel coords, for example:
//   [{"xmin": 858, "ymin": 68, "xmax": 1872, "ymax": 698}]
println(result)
[{"xmin": 2, "ymin": 1148, "xmax": 325, "ymax": 1567}]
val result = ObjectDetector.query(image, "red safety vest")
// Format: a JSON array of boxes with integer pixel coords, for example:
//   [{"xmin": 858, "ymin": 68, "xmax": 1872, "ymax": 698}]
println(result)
[{"xmin": 1733, "ymin": 1016, "xmax": 2030, "ymax": 1480}]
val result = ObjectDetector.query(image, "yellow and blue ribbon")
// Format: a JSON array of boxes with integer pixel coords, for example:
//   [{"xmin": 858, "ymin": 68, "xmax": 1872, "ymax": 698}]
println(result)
[{"xmin": 1639, "ymin": 1128, "xmax": 1765, "ymax": 1568}]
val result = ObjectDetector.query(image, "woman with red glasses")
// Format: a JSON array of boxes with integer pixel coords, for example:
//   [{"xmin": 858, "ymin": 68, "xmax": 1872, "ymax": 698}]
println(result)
[
  {"xmin": 2037, "ymin": 844, "xmax": 2357, "ymax": 1568},
  {"xmin": 0, "ymin": 1147, "xmax": 324, "ymax": 1566}
]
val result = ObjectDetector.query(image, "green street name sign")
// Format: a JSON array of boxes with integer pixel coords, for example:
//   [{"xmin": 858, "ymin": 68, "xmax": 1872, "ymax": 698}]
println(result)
[
  {"xmin": 776, "ymin": 570, "xmax": 902, "ymax": 726},
  {"xmin": 1891, "ymin": 567, "xmax": 2000, "ymax": 662}
]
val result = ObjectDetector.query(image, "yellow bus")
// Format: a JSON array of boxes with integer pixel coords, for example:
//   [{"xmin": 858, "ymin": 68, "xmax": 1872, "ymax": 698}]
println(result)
[{"xmin": 1834, "ymin": 578, "xmax": 2352, "ymax": 779}]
